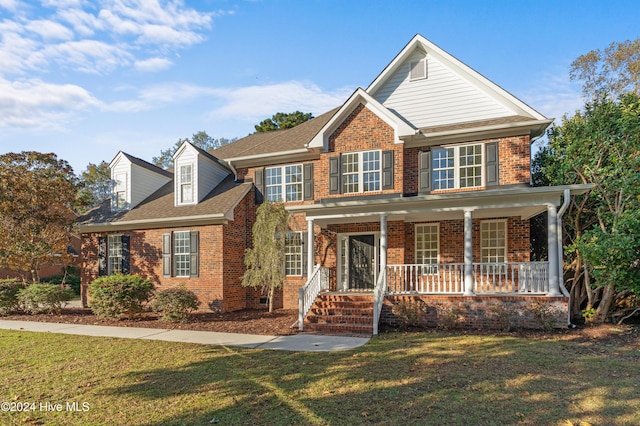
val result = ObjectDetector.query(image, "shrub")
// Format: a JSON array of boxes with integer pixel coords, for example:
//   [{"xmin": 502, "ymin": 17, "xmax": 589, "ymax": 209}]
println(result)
[
  {"xmin": 17, "ymin": 284, "xmax": 74, "ymax": 314},
  {"xmin": 89, "ymin": 274, "xmax": 154, "ymax": 319},
  {"xmin": 527, "ymin": 300, "xmax": 558, "ymax": 330},
  {"xmin": 391, "ymin": 298, "xmax": 427, "ymax": 328},
  {"xmin": 151, "ymin": 287, "xmax": 200, "ymax": 322},
  {"xmin": 41, "ymin": 274, "xmax": 81, "ymax": 295},
  {"xmin": 0, "ymin": 279, "xmax": 25, "ymax": 314}
]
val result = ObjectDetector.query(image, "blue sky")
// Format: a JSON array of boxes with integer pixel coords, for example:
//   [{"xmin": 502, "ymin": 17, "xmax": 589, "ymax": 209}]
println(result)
[{"xmin": 1, "ymin": 0, "xmax": 639, "ymax": 173}]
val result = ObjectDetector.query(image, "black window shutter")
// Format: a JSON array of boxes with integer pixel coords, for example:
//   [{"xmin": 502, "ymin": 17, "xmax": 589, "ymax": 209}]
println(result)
[
  {"xmin": 382, "ymin": 150, "xmax": 394, "ymax": 190},
  {"xmin": 485, "ymin": 142, "xmax": 499, "ymax": 186},
  {"xmin": 254, "ymin": 168, "xmax": 265, "ymax": 204},
  {"xmin": 419, "ymin": 150, "xmax": 431, "ymax": 193},
  {"xmin": 329, "ymin": 156, "xmax": 341, "ymax": 194},
  {"xmin": 190, "ymin": 231, "xmax": 199, "ymax": 278},
  {"xmin": 121, "ymin": 235, "xmax": 130, "ymax": 275},
  {"xmin": 98, "ymin": 236, "xmax": 107, "ymax": 276},
  {"xmin": 162, "ymin": 233, "xmax": 172, "ymax": 278},
  {"xmin": 303, "ymin": 163, "xmax": 314, "ymax": 200}
]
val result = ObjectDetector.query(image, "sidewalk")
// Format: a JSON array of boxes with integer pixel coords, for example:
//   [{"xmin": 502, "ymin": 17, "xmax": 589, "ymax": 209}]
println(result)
[{"xmin": 0, "ymin": 319, "xmax": 370, "ymax": 352}]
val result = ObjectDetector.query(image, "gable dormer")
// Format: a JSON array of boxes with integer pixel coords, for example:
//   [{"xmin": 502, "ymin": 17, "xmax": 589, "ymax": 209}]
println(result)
[
  {"xmin": 173, "ymin": 141, "xmax": 231, "ymax": 206},
  {"xmin": 109, "ymin": 152, "xmax": 173, "ymax": 211}
]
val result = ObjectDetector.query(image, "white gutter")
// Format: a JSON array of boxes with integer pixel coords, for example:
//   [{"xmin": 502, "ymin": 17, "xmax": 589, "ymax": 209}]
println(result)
[{"xmin": 557, "ymin": 188, "xmax": 571, "ymax": 298}]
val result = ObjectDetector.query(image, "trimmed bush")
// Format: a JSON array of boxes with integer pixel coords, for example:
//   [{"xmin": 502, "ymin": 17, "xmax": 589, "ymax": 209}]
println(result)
[
  {"xmin": 89, "ymin": 274, "xmax": 154, "ymax": 319},
  {"xmin": 41, "ymin": 274, "xmax": 81, "ymax": 295},
  {"xmin": 151, "ymin": 287, "xmax": 200, "ymax": 322},
  {"xmin": 17, "ymin": 284, "xmax": 74, "ymax": 314},
  {"xmin": 0, "ymin": 279, "xmax": 25, "ymax": 314}
]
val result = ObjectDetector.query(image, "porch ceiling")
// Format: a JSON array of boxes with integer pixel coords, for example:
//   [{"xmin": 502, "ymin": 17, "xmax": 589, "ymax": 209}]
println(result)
[{"xmin": 289, "ymin": 184, "xmax": 592, "ymax": 227}]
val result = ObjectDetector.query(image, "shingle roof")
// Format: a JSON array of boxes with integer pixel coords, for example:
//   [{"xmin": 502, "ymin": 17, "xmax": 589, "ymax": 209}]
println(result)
[
  {"xmin": 419, "ymin": 115, "xmax": 541, "ymax": 134},
  {"xmin": 211, "ymin": 108, "xmax": 339, "ymax": 159},
  {"xmin": 78, "ymin": 175, "xmax": 252, "ymax": 229},
  {"xmin": 121, "ymin": 152, "xmax": 173, "ymax": 178}
]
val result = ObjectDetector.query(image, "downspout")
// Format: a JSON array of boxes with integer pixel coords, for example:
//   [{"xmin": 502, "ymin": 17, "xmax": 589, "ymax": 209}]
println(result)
[
  {"xmin": 557, "ymin": 188, "xmax": 573, "ymax": 327},
  {"xmin": 226, "ymin": 160, "xmax": 239, "ymax": 182}
]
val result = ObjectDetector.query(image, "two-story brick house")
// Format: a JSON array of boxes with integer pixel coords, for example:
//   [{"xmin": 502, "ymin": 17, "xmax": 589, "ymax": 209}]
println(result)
[{"xmin": 78, "ymin": 35, "xmax": 591, "ymax": 334}]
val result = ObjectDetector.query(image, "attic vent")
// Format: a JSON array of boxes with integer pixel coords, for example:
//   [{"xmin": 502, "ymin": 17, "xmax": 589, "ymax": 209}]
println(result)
[{"xmin": 410, "ymin": 58, "xmax": 427, "ymax": 81}]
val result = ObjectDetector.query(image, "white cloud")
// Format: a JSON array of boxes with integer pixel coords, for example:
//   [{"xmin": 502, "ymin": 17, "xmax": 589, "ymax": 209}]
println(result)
[
  {"xmin": 0, "ymin": 77, "xmax": 101, "ymax": 128},
  {"xmin": 134, "ymin": 56, "xmax": 172, "ymax": 72},
  {"xmin": 521, "ymin": 70, "xmax": 584, "ymax": 123},
  {"xmin": 207, "ymin": 81, "xmax": 352, "ymax": 121},
  {"xmin": 0, "ymin": 0, "xmax": 17, "ymax": 11},
  {"xmin": 25, "ymin": 19, "xmax": 74, "ymax": 41}
]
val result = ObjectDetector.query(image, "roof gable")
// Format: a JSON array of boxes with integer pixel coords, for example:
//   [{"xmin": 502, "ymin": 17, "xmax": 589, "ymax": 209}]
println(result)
[
  {"xmin": 366, "ymin": 34, "xmax": 548, "ymax": 130},
  {"xmin": 307, "ymin": 88, "xmax": 415, "ymax": 150}
]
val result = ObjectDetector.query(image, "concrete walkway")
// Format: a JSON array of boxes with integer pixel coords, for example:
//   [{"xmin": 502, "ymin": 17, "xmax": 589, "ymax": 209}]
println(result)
[{"xmin": 0, "ymin": 319, "xmax": 370, "ymax": 352}]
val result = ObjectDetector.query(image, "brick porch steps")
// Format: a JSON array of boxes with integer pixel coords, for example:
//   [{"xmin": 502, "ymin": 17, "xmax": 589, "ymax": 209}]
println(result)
[{"xmin": 303, "ymin": 293, "xmax": 374, "ymax": 336}]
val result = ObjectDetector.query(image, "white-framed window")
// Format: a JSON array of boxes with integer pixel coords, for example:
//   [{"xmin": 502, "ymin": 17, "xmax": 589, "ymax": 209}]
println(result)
[
  {"xmin": 179, "ymin": 164, "xmax": 194, "ymax": 204},
  {"xmin": 415, "ymin": 224, "xmax": 439, "ymax": 274},
  {"xmin": 480, "ymin": 220, "xmax": 507, "ymax": 263},
  {"xmin": 107, "ymin": 235, "xmax": 123, "ymax": 274},
  {"xmin": 265, "ymin": 164, "xmax": 303, "ymax": 202},
  {"xmin": 432, "ymin": 143, "xmax": 483, "ymax": 190},
  {"xmin": 284, "ymin": 232, "xmax": 303, "ymax": 276},
  {"xmin": 342, "ymin": 150, "xmax": 381, "ymax": 194},
  {"xmin": 113, "ymin": 173, "xmax": 128, "ymax": 210},
  {"xmin": 173, "ymin": 231, "xmax": 191, "ymax": 277}
]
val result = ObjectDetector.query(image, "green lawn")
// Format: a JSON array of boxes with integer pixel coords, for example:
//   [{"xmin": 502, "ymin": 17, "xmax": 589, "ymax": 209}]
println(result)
[{"xmin": 0, "ymin": 328, "xmax": 638, "ymax": 425}]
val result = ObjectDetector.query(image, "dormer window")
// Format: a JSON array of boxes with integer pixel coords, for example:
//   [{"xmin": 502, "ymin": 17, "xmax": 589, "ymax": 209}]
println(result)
[
  {"xmin": 179, "ymin": 164, "xmax": 194, "ymax": 204},
  {"xmin": 410, "ymin": 58, "xmax": 427, "ymax": 81},
  {"xmin": 113, "ymin": 173, "xmax": 128, "ymax": 210}
]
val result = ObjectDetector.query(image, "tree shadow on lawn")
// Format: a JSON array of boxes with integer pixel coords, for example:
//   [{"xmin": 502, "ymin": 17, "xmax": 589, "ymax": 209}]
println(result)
[{"xmin": 104, "ymin": 330, "xmax": 640, "ymax": 426}]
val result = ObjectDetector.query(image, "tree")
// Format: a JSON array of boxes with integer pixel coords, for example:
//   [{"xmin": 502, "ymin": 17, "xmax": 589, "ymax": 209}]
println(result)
[
  {"xmin": 78, "ymin": 161, "xmax": 112, "ymax": 210},
  {"xmin": 152, "ymin": 131, "xmax": 235, "ymax": 169},
  {"xmin": 538, "ymin": 93, "xmax": 640, "ymax": 323},
  {"xmin": 570, "ymin": 38, "xmax": 640, "ymax": 100},
  {"xmin": 254, "ymin": 111, "xmax": 314, "ymax": 133},
  {"xmin": 241, "ymin": 202, "xmax": 289, "ymax": 312},
  {"xmin": 0, "ymin": 152, "xmax": 87, "ymax": 282}
]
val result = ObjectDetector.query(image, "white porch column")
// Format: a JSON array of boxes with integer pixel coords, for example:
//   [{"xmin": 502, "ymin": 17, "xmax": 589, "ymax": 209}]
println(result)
[
  {"xmin": 380, "ymin": 215, "xmax": 388, "ymax": 270},
  {"xmin": 547, "ymin": 204, "xmax": 561, "ymax": 296},
  {"xmin": 463, "ymin": 209, "xmax": 474, "ymax": 296},
  {"xmin": 307, "ymin": 217, "xmax": 315, "ymax": 278}
]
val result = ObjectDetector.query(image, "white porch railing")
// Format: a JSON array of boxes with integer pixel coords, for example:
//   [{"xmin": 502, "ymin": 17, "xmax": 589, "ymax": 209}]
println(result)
[
  {"xmin": 386, "ymin": 262, "xmax": 550, "ymax": 295},
  {"xmin": 372, "ymin": 267, "xmax": 386, "ymax": 335},
  {"xmin": 298, "ymin": 265, "xmax": 329, "ymax": 331}
]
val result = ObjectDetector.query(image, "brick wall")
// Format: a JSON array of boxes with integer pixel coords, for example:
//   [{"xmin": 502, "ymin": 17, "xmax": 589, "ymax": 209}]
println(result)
[{"xmin": 381, "ymin": 295, "xmax": 569, "ymax": 330}]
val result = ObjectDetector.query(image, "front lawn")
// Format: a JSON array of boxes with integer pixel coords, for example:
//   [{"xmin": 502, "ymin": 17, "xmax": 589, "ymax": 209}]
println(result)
[{"xmin": 0, "ymin": 327, "xmax": 638, "ymax": 425}]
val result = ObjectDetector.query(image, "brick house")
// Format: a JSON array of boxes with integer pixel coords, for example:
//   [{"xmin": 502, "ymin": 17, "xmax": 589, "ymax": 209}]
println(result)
[{"xmin": 78, "ymin": 35, "xmax": 591, "ymax": 334}]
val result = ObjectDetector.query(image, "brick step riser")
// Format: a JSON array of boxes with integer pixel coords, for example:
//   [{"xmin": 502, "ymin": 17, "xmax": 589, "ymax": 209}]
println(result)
[
  {"xmin": 312, "ymin": 302, "xmax": 373, "ymax": 309},
  {"xmin": 309, "ymin": 308, "xmax": 373, "ymax": 317},
  {"xmin": 306, "ymin": 315, "xmax": 373, "ymax": 325},
  {"xmin": 316, "ymin": 296, "xmax": 373, "ymax": 303},
  {"xmin": 304, "ymin": 323, "xmax": 373, "ymax": 335}
]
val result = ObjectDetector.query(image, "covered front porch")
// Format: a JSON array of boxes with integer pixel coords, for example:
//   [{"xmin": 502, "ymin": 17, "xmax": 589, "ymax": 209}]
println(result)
[{"xmin": 292, "ymin": 185, "xmax": 590, "ymax": 334}]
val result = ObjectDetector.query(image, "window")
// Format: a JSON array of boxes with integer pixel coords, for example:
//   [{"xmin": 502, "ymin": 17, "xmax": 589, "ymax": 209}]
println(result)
[
  {"xmin": 342, "ymin": 150, "xmax": 381, "ymax": 194},
  {"xmin": 174, "ymin": 231, "xmax": 191, "ymax": 277},
  {"xmin": 108, "ymin": 235, "xmax": 123, "ymax": 274},
  {"xmin": 431, "ymin": 143, "xmax": 483, "ymax": 190},
  {"xmin": 481, "ymin": 220, "xmax": 507, "ymax": 263},
  {"xmin": 162, "ymin": 231, "xmax": 199, "ymax": 278},
  {"xmin": 284, "ymin": 232, "xmax": 303, "ymax": 276},
  {"xmin": 113, "ymin": 173, "xmax": 128, "ymax": 210},
  {"xmin": 179, "ymin": 164, "xmax": 194, "ymax": 204},
  {"xmin": 416, "ymin": 224, "xmax": 439, "ymax": 274},
  {"xmin": 265, "ymin": 164, "xmax": 303, "ymax": 202},
  {"xmin": 98, "ymin": 235, "xmax": 130, "ymax": 276}
]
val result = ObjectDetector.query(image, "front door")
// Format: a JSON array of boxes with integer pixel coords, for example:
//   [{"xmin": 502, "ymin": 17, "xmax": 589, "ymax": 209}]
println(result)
[{"xmin": 349, "ymin": 235, "xmax": 375, "ymax": 290}]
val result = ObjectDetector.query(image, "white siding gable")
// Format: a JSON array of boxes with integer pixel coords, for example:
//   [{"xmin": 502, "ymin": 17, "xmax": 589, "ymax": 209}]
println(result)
[
  {"xmin": 173, "ymin": 142, "xmax": 230, "ymax": 206},
  {"xmin": 373, "ymin": 50, "xmax": 515, "ymax": 129},
  {"xmin": 109, "ymin": 152, "xmax": 172, "ymax": 211}
]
